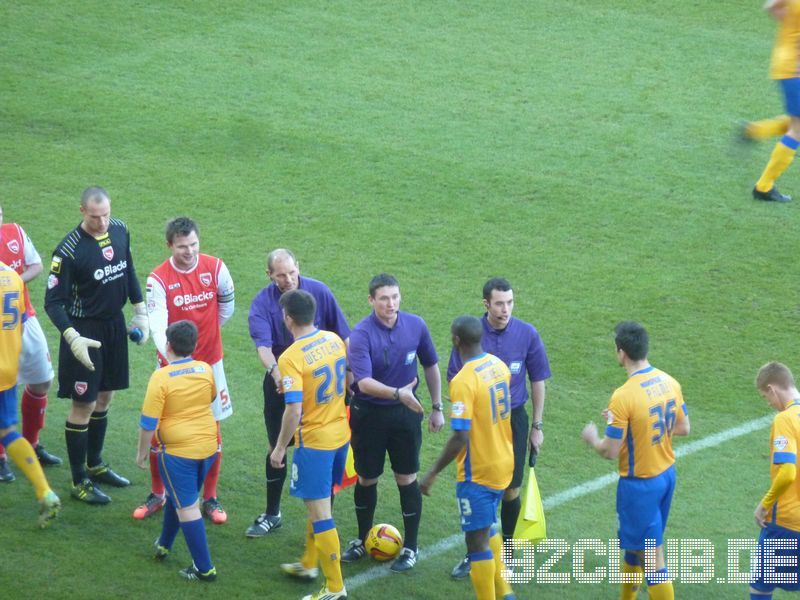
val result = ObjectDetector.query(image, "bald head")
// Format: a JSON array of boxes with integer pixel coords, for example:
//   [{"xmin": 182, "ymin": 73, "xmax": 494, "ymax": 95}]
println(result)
[{"xmin": 267, "ymin": 248, "xmax": 300, "ymax": 293}]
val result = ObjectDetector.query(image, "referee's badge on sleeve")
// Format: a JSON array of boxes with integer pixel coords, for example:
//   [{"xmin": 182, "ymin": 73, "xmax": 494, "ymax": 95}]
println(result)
[{"xmin": 50, "ymin": 256, "xmax": 62, "ymax": 274}]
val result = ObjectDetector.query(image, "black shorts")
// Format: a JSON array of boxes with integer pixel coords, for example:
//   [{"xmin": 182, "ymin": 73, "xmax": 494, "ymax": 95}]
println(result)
[
  {"xmin": 57, "ymin": 314, "xmax": 129, "ymax": 403},
  {"xmin": 263, "ymin": 373, "xmax": 294, "ymax": 449},
  {"xmin": 510, "ymin": 404, "xmax": 530, "ymax": 489},
  {"xmin": 349, "ymin": 396, "xmax": 423, "ymax": 479}
]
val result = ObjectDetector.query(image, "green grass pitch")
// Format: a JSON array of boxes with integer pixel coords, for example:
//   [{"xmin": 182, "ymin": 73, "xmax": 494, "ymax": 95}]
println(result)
[{"xmin": 1, "ymin": 1, "xmax": 797, "ymax": 598}]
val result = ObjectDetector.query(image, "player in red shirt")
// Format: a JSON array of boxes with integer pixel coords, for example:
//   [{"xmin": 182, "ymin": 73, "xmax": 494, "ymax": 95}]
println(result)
[
  {"xmin": 133, "ymin": 217, "xmax": 235, "ymax": 524},
  {"xmin": 0, "ymin": 205, "xmax": 62, "ymax": 482}
]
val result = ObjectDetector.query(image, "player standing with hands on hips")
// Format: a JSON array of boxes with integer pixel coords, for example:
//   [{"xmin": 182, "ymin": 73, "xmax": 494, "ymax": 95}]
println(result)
[
  {"xmin": 342, "ymin": 273, "xmax": 443, "ymax": 573},
  {"xmin": 133, "ymin": 217, "xmax": 234, "ymax": 524},
  {"xmin": 448, "ymin": 278, "xmax": 550, "ymax": 579},
  {"xmin": 45, "ymin": 187, "xmax": 150, "ymax": 504}
]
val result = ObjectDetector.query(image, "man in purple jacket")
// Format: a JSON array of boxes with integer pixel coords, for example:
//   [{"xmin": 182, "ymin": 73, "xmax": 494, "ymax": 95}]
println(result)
[
  {"xmin": 245, "ymin": 248, "xmax": 351, "ymax": 537},
  {"xmin": 341, "ymin": 273, "xmax": 444, "ymax": 573},
  {"xmin": 449, "ymin": 277, "xmax": 551, "ymax": 580}
]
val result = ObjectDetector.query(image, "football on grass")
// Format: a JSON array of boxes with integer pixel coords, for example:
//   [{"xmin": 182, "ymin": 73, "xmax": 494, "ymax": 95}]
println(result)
[{"xmin": 365, "ymin": 523, "xmax": 403, "ymax": 561}]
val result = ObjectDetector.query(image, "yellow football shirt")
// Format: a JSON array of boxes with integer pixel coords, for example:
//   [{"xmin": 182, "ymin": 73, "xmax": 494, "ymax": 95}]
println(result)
[
  {"xmin": 0, "ymin": 263, "xmax": 26, "ymax": 390},
  {"xmin": 140, "ymin": 358, "xmax": 217, "ymax": 459},
  {"xmin": 279, "ymin": 329, "xmax": 350, "ymax": 450},
  {"xmin": 450, "ymin": 352, "xmax": 513, "ymax": 491},
  {"xmin": 768, "ymin": 402, "xmax": 800, "ymax": 531},
  {"xmin": 770, "ymin": 1, "xmax": 800, "ymax": 79},
  {"xmin": 605, "ymin": 366, "xmax": 687, "ymax": 478}
]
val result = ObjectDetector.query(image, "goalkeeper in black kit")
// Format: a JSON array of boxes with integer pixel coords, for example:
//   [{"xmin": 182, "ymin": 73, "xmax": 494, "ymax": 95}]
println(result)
[{"xmin": 44, "ymin": 187, "xmax": 150, "ymax": 504}]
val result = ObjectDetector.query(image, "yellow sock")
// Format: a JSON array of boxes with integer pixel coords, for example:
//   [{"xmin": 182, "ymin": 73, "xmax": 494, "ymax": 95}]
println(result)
[
  {"xmin": 301, "ymin": 519, "xmax": 318, "ymax": 569},
  {"xmin": 469, "ymin": 551, "xmax": 496, "ymax": 600},
  {"xmin": 647, "ymin": 581, "xmax": 674, "ymax": 600},
  {"xmin": 620, "ymin": 559, "xmax": 644, "ymax": 599},
  {"xmin": 747, "ymin": 115, "xmax": 791, "ymax": 140},
  {"xmin": 755, "ymin": 135, "xmax": 798, "ymax": 192},
  {"xmin": 5, "ymin": 433, "xmax": 50, "ymax": 500},
  {"xmin": 489, "ymin": 533, "xmax": 513, "ymax": 598},
  {"xmin": 313, "ymin": 520, "xmax": 343, "ymax": 593}
]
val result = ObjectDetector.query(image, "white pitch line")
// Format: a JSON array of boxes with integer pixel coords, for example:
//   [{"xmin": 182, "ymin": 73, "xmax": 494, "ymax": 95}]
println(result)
[{"xmin": 345, "ymin": 414, "xmax": 772, "ymax": 591}]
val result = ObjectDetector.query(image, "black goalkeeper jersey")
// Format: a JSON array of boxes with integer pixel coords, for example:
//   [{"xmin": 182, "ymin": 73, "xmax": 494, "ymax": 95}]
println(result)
[{"xmin": 44, "ymin": 218, "xmax": 143, "ymax": 333}]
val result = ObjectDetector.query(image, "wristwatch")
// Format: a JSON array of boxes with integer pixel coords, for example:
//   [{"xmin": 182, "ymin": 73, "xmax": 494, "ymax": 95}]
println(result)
[
  {"xmin": 431, "ymin": 403, "xmax": 443, "ymax": 412},
  {"xmin": 532, "ymin": 421, "xmax": 544, "ymax": 431},
  {"xmin": 268, "ymin": 363, "xmax": 277, "ymax": 375}
]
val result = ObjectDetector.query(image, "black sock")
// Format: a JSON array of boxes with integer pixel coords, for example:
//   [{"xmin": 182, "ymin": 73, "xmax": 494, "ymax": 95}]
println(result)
[
  {"xmin": 354, "ymin": 482, "xmax": 378, "ymax": 542},
  {"xmin": 501, "ymin": 496, "xmax": 521, "ymax": 540},
  {"xmin": 265, "ymin": 458, "xmax": 286, "ymax": 516},
  {"xmin": 86, "ymin": 410, "xmax": 108, "ymax": 468},
  {"xmin": 398, "ymin": 481, "xmax": 422, "ymax": 551},
  {"xmin": 65, "ymin": 421, "xmax": 89, "ymax": 485}
]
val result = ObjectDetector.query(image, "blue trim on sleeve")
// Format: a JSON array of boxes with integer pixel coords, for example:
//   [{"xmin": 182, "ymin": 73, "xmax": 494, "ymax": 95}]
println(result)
[
  {"xmin": 605, "ymin": 425, "xmax": 624, "ymax": 439},
  {"xmin": 773, "ymin": 452, "xmax": 797, "ymax": 465},
  {"xmin": 681, "ymin": 404, "xmax": 688, "ymax": 415},
  {"xmin": 451, "ymin": 418, "xmax": 471, "ymax": 431},
  {"xmin": 139, "ymin": 415, "xmax": 159, "ymax": 431},
  {"xmin": 285, "ymin": 391, "xmax": 303, "ymax": 404},
  {"xmin": 21, "ymin": 312, "xmax": 28, "ymax": 324}
]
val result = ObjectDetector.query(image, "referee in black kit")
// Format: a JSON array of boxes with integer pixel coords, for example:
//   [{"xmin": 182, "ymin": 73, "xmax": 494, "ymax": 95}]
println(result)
[{"xmin": 44, "ymin": 187, "xmax": 150, "ymax": 504}]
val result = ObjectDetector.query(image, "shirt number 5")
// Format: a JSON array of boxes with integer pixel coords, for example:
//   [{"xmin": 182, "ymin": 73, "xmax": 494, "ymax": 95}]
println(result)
[{"xmin": 2, "ymin": 291, "xmax": 20, "ymax": 330}]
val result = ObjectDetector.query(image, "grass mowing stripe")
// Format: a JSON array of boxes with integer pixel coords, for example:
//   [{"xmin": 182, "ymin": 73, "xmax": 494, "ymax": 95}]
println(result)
[{"xmin": 345, "ymin": 415, "xmax": 773, "ymax": 591}]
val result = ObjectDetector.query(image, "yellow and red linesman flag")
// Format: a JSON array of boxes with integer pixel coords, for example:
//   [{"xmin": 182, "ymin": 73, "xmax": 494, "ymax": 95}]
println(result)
[
  {"xmin": 513, "ymin": 466, "xmax": 546, "ymax": 543},
  {"xmin": 333, "ymin": 405, "xmax": 358, "ymax": 494}
]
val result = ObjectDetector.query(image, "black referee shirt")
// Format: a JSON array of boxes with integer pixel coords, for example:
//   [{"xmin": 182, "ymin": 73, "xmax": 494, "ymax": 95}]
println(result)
[{"xmin": 44, "ymin": 218, "xmax": 143, "ymax": 333}]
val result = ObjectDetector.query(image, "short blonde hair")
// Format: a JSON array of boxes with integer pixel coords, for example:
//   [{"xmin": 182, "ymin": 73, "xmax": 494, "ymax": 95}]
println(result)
[{"xmin": 756, "ymin": 361, "xmax": 796, "ymax": 391}]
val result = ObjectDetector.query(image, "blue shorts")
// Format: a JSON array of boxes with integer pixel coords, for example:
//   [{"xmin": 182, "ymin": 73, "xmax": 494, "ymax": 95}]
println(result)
[
  {"xmin": 456, "ymin": 481, "xmax": 503, "ymax": 532},
  {"xmin": 780, "ymin": 78, "xmax": 800, "ymax": 117},
  {"xmin": 290, "ymin": 442, "xmax": 349, "ymax": 500},
  {"xmin": 616, "ymin": 465, "xmax": 675, "ymax": 550},
  {"xmin": 0, "ymin": 386, "xmax": 18, "ymax": 429},
  {"xmin": 751, "ymin": 522, "xmax": 800, "ymax": 592},
  {"xmin": 157, "ymin": 451, "xmax": 216, "ymax": 509}
]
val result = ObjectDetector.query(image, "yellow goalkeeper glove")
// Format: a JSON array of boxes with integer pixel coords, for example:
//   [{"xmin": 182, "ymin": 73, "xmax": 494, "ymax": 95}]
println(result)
[{"xmin": 63, "ymin": 327, "xmax": 102, "ymax": 371}]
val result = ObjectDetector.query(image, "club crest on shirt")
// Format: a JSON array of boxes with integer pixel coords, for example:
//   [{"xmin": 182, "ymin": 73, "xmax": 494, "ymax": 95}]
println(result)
[
  {"xmin": 282, "ymin": 375, "xmax": 294, "ymax": 392},
  {"xmin": 199, "ymin": 272, "xmax": 212, "ymax": 287},
  {"xmin": 774, "ymin": 436, "xmax": 789, "ymax": 451},
  {"xmin": 74, "ymin": 381, "xmax": 88, "ymax": 396},
  {"xmin": 509, "ymin": 361, "xmax": 522, "ymax": 375},
  {"xmin": 6, "ymin": 239, "xmax": 19, "ymax": 254},
  {"xmin": 47, "ymin": 274, "xmax": 59, "ymax": 289},
  {"xmin": 452, "ymin": 401, "xmax": 465, "ymax": 417},
  {"xmin": 405, "ymin": 351, "xmax": 417, "ymax": 365},
  {"xmin": 102, "ymin": 246, "xmax": 115, "ymax": 261}
]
